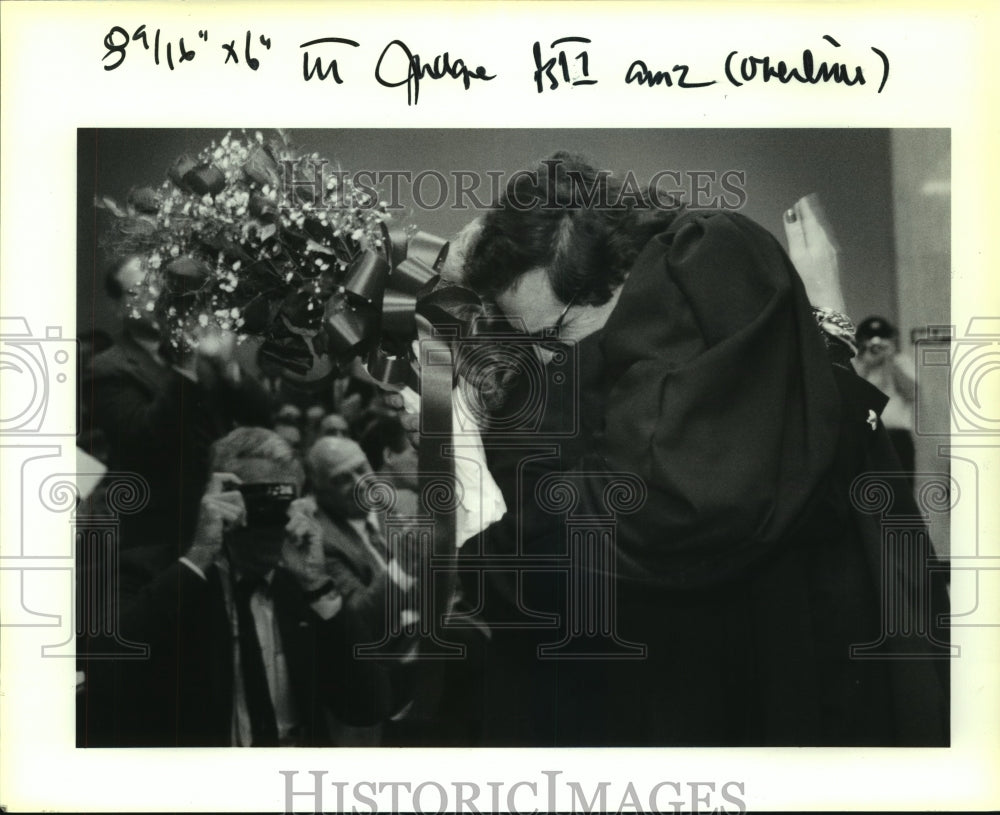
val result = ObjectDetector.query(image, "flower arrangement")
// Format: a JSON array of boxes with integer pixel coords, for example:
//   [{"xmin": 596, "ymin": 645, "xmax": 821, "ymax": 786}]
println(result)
[{"xmin": 97, "ymin": 129, "xmax": 394, "ymax": 378}]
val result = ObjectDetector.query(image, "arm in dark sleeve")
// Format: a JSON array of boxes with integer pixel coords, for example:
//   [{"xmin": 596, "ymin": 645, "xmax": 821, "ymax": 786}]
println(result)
[
  {"xmin": 324, "ymin": 552, "xmax": 391, "ymax": 644},
  {"xmin": 119, "ymin": 559, "xmax": 214, "ymax": 645},
  {"xmin": 83, "ymin": 559, "xmax": 217, "ymax": 746},
  {"xmin": 85, "ymin": 359, "xmax": 199, "ymax": 453},
  {"xmin": 576, "ymin": 212, "xmax": 845, "ymax": 587},
  {"xmin": 308, "ymin": 588, "xmax": 394, "ymax": 726}
]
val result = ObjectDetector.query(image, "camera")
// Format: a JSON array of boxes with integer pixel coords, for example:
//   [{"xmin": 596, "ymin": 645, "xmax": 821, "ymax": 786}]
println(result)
[
  {"xmin": 234, "ymin": 482, "xmax": 296, "ymax": 528},
  {"xmin": 417, "ymin": 316, "xmax": 579, "ymax": 440},
  {"xmin": 0, "ymin": 317, "xmax": 76, "ymax": 436}
]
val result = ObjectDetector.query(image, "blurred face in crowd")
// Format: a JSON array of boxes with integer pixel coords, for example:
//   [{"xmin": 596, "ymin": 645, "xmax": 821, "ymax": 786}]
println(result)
[
  {"xmin": 116, "ymin": 256, "xmax": 160, "ymax": 339},
  {"xmin": 305, "ymin": 405, "xmax": 326, "ymax": 425},
  {"xmin": 275, "ymin": 403, "xmax": 303, "ymax": 426},
  {"xmin": 339, "ymin": 393, "xmax": 366, "ymax": 426},
  {"xmin": 309, "ymin": 438, "xmax": 373, "ymax": 520},
  {"xmin": 222, "ymin": 456, "xmax": 298, "ymax": 579},
  {"xmin": 858, "ymin": 336, "xmax": 897, "ymax": 370},
  {"xmin": 274, "ymin": 423, "xmax": 303, "ymax": 453},
  {"xmin": 382, "ymin": 434, "xmax": 419, "ymax": 491},
  {"xmin": 320, "ymin": 414, "xmax": 350, "ymax": 438}
]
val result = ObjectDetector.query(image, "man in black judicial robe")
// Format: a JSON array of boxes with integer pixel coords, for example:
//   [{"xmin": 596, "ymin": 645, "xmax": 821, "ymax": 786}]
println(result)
[{"xmin": 460, "ymin": 211, "xmax": 949, "ymax": 747}]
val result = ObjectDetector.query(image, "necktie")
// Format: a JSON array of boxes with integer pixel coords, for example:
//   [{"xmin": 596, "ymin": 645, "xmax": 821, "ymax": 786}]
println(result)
[
  {"xmin": 365, "ymin": 519, "xmax": 390, "ymax": 563},
  {"xmin": 234, "ymin": 578, "xmax": 278, "ymax": 747}
]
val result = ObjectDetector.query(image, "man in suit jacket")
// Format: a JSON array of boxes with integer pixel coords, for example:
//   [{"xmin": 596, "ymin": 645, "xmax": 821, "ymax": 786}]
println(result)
[
  {"xmin": 81, "ymin": 255, "xmax": 273, "ymax": 569},
  {"xmin": 302, "ymin": 436, "xmax": 423, "ymax": 744},
  {"xmin": 80, "ymin": 427, "xmax": 392, "ymax": 747},
  {"xmin": 305, "ymin": 436, "xmax": 418, "ymax": 623}
]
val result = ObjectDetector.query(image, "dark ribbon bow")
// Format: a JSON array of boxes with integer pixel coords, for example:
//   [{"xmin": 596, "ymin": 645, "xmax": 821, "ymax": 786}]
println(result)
[
  {"xmin": 324, "ymin": 227, "xmax": 484, "ymax": 658},
  {"xmin": 324, "ymin": 226, "xmax": 442, "ymax": 387}
]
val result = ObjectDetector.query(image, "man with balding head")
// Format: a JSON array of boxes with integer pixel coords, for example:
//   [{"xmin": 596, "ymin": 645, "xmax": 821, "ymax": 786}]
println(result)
[
  {"xmin": 307, "ymin": 436, "xmax": 418, "ymax": 600},
  {"xmin": 305, "ymin": 436, "xmax": 418, "ymax": 744}
]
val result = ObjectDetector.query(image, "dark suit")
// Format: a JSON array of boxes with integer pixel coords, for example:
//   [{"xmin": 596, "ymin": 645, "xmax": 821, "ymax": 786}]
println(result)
[
  {"xmin": 80, "ymin": 560, "xmax": 392, "ymax": 747},
  {"xmin": 316, "ymin": 511, "xmax": 392, "ymax": 623},
  {"xmin": 81, "ymin": 334, "xmax": 273, "ymax": 563}
]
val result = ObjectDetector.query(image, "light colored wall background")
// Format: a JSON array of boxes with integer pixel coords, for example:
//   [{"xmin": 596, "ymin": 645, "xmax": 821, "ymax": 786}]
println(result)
[
  {"xmin": 891, "ymin": 129, "xmax": 952, "ymax": 555},
  {"xmin": 78, "ymin": 128, "xmax": 908, "ymax": 336}
]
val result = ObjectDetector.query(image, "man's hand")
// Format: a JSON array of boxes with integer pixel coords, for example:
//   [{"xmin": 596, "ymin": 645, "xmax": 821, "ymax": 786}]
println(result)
[
  {"xmin": 281, "ymin": 497, "xmax": 328, "ymax": 592},
  {"xmin": 186, "ymin": 472, "xmax": 245, "ymax": 571},
  {"xmin": 171, "ymin": 329, "xmax": 241, "ymax": 388},
  {"xmin": 197, "ymin": 329, "xmax": 242, "ymax": 387},
  {"xmin": 783, "ymin": 194, "xmax": 847, "ymax": 313}
]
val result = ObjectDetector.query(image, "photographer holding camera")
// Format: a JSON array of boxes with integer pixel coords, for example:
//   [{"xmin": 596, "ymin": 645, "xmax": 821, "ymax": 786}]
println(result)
[
  {"xmin": 853, "ymin": 315, "xmax": 918, "ymax": 483},
  {"xmin": 81, "ymin": 427, "xmax": 392, "ymax": 747}
]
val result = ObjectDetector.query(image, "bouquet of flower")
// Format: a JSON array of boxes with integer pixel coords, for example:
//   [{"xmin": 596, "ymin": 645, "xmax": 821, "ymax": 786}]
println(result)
[{"xmin": 97, "ymin": 129, "xmax": 395, "ymax": 379}]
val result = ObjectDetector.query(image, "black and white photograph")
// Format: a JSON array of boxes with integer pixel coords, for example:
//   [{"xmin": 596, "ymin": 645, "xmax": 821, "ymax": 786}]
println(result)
[
  {"xmin": 2, "ymin": 2, "xmax": 998, "ymax": 813},
  {"xmin": 74, "ymin": 128, "xmax": 951, "ymax": 750}
]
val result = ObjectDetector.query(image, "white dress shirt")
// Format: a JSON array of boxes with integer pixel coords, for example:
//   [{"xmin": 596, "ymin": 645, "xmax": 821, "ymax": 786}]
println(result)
[{"xmin": 179, "ymin": 556, "xmax": 342, "ymax": 746}]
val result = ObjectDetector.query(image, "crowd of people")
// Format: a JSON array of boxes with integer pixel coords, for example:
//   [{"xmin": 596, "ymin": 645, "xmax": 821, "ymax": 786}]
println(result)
[
  {"xmin": 77, "ymin": 251, "xmax": 458, "ymax": 746},
  {"xmin": 76, "ymin": 152, "xmax": 947, "ymax": 748}
]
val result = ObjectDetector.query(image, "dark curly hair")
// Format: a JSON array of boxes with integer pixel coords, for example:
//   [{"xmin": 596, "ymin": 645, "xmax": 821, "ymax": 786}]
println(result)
[
  {"xmin": 456, "ymin": 152, "xmax": 680, "ymax": 415},
  {"xmin": 463, "ymin": 151, "xmax": 680, "ymax": 308}
]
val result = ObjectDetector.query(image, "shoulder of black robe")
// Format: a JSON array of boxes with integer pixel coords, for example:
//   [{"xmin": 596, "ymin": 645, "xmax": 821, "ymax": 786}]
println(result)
[{"xmin": 588, "ymin": 210, "xmax": 847, "ymax": 587}]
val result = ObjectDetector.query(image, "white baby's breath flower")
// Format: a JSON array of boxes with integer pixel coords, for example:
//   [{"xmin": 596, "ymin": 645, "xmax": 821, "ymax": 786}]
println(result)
[{"xmin": 198, "ymin": 314, "xmax": 209, "ymax": 327}]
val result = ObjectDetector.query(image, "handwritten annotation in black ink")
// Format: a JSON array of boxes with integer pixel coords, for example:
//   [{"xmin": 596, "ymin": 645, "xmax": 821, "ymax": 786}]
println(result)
[
  {"xmin": 374, "ymin": 40, "xmax": 495, "ymax": 106},
  {"xmin": 101, "ymin": 28, "xmax": 889, "ymax": 99},
  {"xmin": 102, "ymin": 25, "xmax": 272, "ymax": 71}
]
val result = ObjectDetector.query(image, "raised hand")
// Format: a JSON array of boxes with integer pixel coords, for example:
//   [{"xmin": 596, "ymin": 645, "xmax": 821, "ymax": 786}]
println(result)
[
  {"xmin": 281, "ymin": 497, "xmax": 329, "ymax": 592},
  {"xmin": 186, "ymin": 472, "xmax": 245, "ymax": 571},
  {"xmin": 783, "ymin": 194, "xmax": 847, "ymax": 313}
]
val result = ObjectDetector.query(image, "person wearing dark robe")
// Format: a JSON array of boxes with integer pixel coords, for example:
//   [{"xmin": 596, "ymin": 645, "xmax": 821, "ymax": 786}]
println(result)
[{"xmin": 449, "ymin": 153, "xmax": 949, "ymax": 747}]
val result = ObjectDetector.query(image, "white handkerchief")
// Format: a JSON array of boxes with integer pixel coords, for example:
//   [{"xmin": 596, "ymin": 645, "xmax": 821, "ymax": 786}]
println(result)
[{"xmin": 451, "ymin": 385, "xmax": 507, "ymax": 548}]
